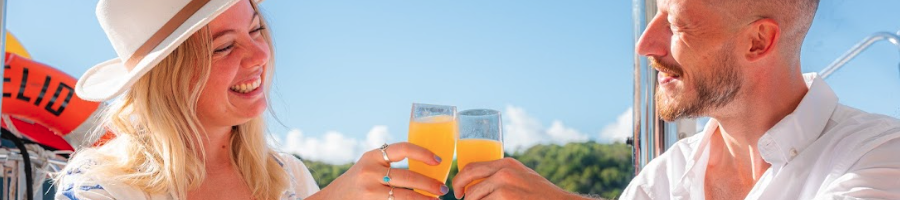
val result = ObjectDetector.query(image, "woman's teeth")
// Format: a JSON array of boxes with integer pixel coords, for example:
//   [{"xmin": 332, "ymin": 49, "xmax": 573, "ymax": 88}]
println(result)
[{"xmin": 230, "ymin": 79, "xmax": 262, "ymax": 94}]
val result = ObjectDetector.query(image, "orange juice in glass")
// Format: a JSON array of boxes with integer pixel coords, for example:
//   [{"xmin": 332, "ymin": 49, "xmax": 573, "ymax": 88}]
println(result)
[
  {"xmin": 456, "ymin": 109, "xmax": 504, "ymax": 192},
  {"xmin": 457, "ymin": 139, "xmax": 503, "ymax": 171},
  {"xmin": 408, "ymin": 103, "xmax": 458, "ymax": 197}
]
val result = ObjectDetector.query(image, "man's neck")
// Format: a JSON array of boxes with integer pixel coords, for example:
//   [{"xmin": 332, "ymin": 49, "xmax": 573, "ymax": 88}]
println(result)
[
  {"xmin": 707, "ymin": 69, "xmax": 809, "ymax": 182},
  {"xmin": 708, "ymin": 124, "xmax": 770, "ymax": 181}
]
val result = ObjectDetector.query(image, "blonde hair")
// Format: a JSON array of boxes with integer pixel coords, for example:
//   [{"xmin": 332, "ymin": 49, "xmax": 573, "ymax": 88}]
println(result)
[{"xmin": 58, "ymin": 1, "xmax": 287, "ymax": 199}]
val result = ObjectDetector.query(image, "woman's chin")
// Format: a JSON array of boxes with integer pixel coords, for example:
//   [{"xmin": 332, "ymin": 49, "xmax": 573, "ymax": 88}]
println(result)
[
  {"xmin": 228, "ymin": 94, "xmax": 268, "ymax": 115},
  {"xmin": 225, "ymin": 104, "xmax": 267, "ymax": 127}
]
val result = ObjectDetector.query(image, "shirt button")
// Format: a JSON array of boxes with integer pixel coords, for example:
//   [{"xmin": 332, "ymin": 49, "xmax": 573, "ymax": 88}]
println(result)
[{"xmin": 790, "ymin": 148, "xmax": 798, "ymax": 158}]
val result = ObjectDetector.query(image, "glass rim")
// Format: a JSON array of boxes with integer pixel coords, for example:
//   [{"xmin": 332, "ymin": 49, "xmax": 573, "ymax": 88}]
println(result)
[
  {"xmin": 411, "ymin": 103, "xmax": 458, "ymax": 121},
  {"xmin": 412, "ymin": 102, "xmax": 457, "ymax": 109},
  {"xmin": 459, "ymin": 109, "xmax": 500, "ymax": 116}
]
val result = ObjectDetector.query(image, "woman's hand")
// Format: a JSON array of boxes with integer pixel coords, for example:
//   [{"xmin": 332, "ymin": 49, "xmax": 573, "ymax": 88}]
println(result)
[{"xmin": 307, "ymin": 142, "xmax": 448, "ymax": 200}]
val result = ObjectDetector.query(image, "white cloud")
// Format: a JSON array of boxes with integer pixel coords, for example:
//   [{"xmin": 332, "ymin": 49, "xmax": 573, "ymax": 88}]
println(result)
[
  {"xmin": 502, "ymin": 105, "xmax": 590, "ymax": 152},
  {"xmin": 282, "ymin": 126, "xmax": 390, "ymax": 165},
  {"xmin": 503, "ymin": 105, "xmax": 548, "ymax": 152},
  {"xmin": 547, "ymin": 120, "xmax": 589, "ymax": 142},
  {"xmin": 597, "ymin": 107, "xmax": 633, "ymax": 143},
  {"xmin": 366, "ymin": 125, "xmax": 390, "ymax": 149}
]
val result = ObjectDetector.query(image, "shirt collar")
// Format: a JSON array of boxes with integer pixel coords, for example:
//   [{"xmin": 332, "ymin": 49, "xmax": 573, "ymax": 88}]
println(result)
[
  {"xmin": 676, "ymin": 118, "xmax": 718, "ymax": 192},
  {"xmin": 756, "ymin": 73, "xmax": 839, "ymax": 165},
  {"xmin": 674, "ymin": 73, "xmax": 838, "ymax": 197}
]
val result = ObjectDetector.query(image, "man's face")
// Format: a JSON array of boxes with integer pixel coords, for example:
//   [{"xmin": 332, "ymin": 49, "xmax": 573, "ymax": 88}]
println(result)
[{"xmin": 637, "ymin": 0, "xmax": 744, "ymax": 121}]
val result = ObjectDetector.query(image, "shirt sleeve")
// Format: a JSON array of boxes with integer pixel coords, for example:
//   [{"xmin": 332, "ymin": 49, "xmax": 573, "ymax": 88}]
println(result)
[
  {"xmin": 280, "ymin": 154, "xmax": 321, "ymax": 198},
  {"xmin": 814, "ymin": 137, "xmax": 900, "ymax": 199},
  {"xmin": 620, "ymin": 154, "xmax": 671, "ymax": 200},
  {"xmin": 55, "ymin": 176, "xmax": 116, "ymax": 200},
  {"xmin": 54, "ymin": 160, "xmax": 150, "ymax": 200}
]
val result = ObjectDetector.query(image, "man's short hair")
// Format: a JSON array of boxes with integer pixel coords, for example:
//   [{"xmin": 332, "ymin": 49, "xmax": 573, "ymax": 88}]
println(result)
[{"xmin": 714, "ymin": 0, "xmax": 821, "ymax": 63}]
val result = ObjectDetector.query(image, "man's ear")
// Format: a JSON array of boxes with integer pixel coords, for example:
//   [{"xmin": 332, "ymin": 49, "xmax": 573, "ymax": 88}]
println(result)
[{"xmin": 745, "ymin": 18, "xmax": 780, "ymax": 62}]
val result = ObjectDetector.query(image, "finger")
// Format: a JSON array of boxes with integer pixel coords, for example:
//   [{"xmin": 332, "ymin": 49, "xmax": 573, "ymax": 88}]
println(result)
[
  {"xmin": 452, "ymin": 158, "xmax": 513, "ymax": 198},
  {"xmin": 481, "ymin": 192, "xmax": 506, "ymax": 200},
  {"xmin": 371, "ymin": 142, "xmax": 442, "ymax": 166},
  {"xmin": 457, "ymin": 174, "xmax": 500, "ymax": 200},
  {"xmin": 383, "ymin": 168, "xmax": 448, "ymax": 197},
  {"xmin": 389, "ymin": 187, "xmax": 442, "ymax": 200}
]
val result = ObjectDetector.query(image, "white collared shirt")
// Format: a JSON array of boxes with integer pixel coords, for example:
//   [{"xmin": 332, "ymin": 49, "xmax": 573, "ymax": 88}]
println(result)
[{"xmin": 620, "ymin": 73, "xmax": 900, "ymax": 200}]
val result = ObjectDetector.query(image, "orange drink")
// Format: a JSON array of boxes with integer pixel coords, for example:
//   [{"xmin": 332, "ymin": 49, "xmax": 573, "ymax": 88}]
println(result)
[
  {"xmin": 457, "ymin": 138, "xmax": 503, "ymax": 171},
  {"xmin": 408, "ymin": 104, "xmax": 458, "ymax": 197},
  {"xmin": 456, "ymin": 109, "xmax": 504, "ymax": 193}
]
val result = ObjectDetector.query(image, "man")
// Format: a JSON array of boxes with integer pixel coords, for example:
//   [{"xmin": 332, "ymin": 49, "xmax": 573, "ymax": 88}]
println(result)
[{"xmin": 452, "ymin": 0, "xmax": 900, "ymax": 199}]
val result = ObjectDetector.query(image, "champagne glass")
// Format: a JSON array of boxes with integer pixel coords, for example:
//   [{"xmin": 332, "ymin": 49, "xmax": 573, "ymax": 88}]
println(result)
[
  {"xmin": 408, "ymin": 103, "xmax": 458, "ymax": 197},
  {"xmin": 456, "ymin": 109, "xmax": 503, "ymax": 192}
]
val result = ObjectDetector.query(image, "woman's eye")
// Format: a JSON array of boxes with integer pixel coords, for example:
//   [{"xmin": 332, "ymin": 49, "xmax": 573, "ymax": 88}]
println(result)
[
  {"xmin": 251, "ymin": 26, "xmax": 266, "ymax": 34},
  {"xmin": 214, "ymin": 44, "xmax": 234, "ymax": 54}
]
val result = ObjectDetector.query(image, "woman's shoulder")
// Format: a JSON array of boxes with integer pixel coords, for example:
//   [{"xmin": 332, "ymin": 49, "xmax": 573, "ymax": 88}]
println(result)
[
  {"xmin": 274, "ymin": 152, "xmax": 311, "ymax": 173},
  {"xmin": 55, "ymin": 150, "xmax": 160, "ymax": 200},
  {"xmin": 56, "ymin": 157, "xmax": 113, "ymax": 200},
  {"xmin": 274, "ymin": 152, "xmax": 321, "ymax": 199}
]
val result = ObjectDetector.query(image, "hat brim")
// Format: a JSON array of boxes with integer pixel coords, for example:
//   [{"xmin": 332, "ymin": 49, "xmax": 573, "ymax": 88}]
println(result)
[{"xmin": 76, "ymin": 0, "xmax": 242, "ymax": 102}]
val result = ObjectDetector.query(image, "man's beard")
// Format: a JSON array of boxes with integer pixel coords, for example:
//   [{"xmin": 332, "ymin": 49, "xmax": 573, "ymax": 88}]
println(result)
[{"xmin": 653, "ymin": 45, "xmax": 743, "ymax": 122}]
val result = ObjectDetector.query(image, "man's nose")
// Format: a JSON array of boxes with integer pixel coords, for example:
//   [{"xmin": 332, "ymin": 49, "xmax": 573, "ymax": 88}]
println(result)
[{"xmin": 636, "ymin": 13, "xmax": 670, "ymax": 58}]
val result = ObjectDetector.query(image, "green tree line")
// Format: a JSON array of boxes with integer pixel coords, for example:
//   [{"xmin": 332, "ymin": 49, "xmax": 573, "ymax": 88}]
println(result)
[{"xmin": 299, "ymin": 141, "xmax": 633, "ymax": 199}]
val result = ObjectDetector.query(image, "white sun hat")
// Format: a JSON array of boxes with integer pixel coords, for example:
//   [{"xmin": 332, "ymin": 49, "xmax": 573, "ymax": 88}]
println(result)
[{"xmin": 76, "ymin": 0, "xmax": 263, "ymax": 102}]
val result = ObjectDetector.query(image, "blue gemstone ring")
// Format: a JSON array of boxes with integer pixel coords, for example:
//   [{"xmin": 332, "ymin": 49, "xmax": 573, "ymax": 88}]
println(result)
[{"xmin": 383, "ymin": 167, "xmax": 392, "ymax": 184}]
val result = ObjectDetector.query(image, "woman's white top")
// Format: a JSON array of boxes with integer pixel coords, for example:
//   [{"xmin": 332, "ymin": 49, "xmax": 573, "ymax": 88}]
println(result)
[{"xmin": 55, "ymin": 153, "xmax": 320, "ymax": 200}]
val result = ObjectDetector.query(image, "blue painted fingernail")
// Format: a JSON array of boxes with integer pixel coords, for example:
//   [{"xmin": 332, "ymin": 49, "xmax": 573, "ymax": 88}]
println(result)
[
  {"xmin": 441, "ymin": 185, "xmax": 449, "ymax": 194},
  {"xmin": 434, "ymin": 155, "xmax": 442, "ymax": 163}
]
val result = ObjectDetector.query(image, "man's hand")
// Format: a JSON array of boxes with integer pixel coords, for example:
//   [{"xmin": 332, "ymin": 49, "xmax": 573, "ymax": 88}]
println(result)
[{"xmin": 452, "ymin": 157, "xmax": 593, "ymax": 200}]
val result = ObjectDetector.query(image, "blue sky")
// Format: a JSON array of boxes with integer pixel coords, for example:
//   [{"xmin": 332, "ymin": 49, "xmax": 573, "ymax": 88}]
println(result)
[{"xmin": 7, "ymin": 0, "xmax": 899, "ymax": 164}]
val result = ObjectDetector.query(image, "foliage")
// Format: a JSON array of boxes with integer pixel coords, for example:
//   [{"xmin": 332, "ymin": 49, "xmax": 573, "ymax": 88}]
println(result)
[{"xmin": 300, "ymin": 159, "xmax": 354, "ymax": 189}]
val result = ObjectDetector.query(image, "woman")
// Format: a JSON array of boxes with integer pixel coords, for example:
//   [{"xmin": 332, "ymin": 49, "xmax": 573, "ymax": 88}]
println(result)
[{"xmin": 56, "ymin": 0, "xmax": 449, "ymax": 199}]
